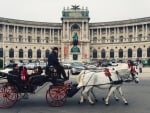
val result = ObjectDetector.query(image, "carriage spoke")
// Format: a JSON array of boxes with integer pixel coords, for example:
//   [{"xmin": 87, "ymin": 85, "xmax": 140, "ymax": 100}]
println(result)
[
  {"xmin": 0, "ymin": 83, "xmax": 18, "ymax": 108},
  {"xmin": 46, "ymin": 85, "xmax": 67, "ymax": 107}
]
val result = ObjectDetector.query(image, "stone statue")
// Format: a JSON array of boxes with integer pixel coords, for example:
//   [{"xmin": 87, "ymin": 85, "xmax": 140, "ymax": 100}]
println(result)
[
  {"xmin": 71, "ymin": 46, "xmax": 80, "ymax": 53},
  {"xmin": 72, "ymin": 32, "xmax": 78, "ymax": 46}
]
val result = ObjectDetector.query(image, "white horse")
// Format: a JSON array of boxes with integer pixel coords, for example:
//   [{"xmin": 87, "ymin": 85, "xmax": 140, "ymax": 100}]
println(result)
[{"xmin": 77, "ymin": 63, "xmax": 139, "ymax": 105}]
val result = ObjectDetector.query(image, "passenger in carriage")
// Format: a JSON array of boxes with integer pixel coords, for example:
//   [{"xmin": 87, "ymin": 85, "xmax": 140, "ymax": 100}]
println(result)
[
  {"xmin": 30, "ymin": 66, "xmax": 43, "ymax": 77},
  {"xmin": 8, "ymin": 63, "xmax": 20, "ymax": 76},
  {"xmin": 47, "ymin": 47, "xmax": 68, "ymax": 81},
  {"xmin": 9, "ymin": 64, "xmax": 29, "ymax": 99}
]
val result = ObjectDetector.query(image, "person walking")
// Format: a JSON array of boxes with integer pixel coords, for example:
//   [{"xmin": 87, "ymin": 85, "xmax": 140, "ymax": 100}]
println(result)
[{"xmin": 138, "ymin": 60, "xmax": 143, "ymax": 73}]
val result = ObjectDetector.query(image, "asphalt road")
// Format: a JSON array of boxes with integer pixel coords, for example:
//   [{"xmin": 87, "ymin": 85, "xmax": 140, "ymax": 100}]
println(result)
[{"xmin": 1, "ymin": 68, "xmax": 150, "ymax": 113}]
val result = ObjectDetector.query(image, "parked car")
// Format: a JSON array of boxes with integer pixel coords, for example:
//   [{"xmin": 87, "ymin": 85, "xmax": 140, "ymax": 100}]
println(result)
[
  {"xmin": 111, "ymin": 62, "xmax": 118, "ymax": 66},
  {"xmin": 38, "ymin": 62, "xmax": 47, "ymax": 69},
  {"xmin": 101, "ymin": 61, "xmax": 112, "ymax": 67},
  {"xmin": 25, "ymin": 63, "xmax": 36, "ymax": 70},
  {"xmin": 5, "ymin": 63, "xmax": 14, "ymax": 69},
  {"xmin": 60, "ymin": 62, "xmax": 71, "ymax": 69},
  {"xmin": 70, "ymin": 62, "xmax": 85, "ymax": 75}
]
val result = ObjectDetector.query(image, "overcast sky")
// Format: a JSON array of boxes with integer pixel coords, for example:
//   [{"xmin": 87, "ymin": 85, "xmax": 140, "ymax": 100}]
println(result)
[{"xmin": 0, "ymin": 0, "xmax": 150, "ymax": 23}]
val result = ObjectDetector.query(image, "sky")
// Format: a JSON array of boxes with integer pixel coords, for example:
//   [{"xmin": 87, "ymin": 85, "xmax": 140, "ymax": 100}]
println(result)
[{"xmin": 0, "ymin": 0, "xmax": 150, "ymax": 23}]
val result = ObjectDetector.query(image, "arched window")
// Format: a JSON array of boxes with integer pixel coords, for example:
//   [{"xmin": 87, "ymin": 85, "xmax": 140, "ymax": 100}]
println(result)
[
  {"xmin": 9, "ymin": 48, "xmax": 14, "ymax": 58},
  {"xmin": 45, "ymin": 49, "xmax": 50, "ymax": 58},
  {"xmin": 147, "ymin": 47, "xmax": 150, "ymax": 57},
  {"xmin": 71, "ymin": 24, "xmax": 80, "ymax": 31},
  {"xmin": 137, "ymin": 48, "xmax": 142, "ymax": 57},
  {"xmin": 110, "ymin": 49, "xmax": 114, "ymax": 58},
  {"xmin": 101, "ymin": 49, "xmax": 105, "ymax": 58},
  {"xmin": 37, "ymin": 49, "xmax": 41, "ymax": 58},
  {"xmin": 128, "ymin": 48, "xmax": 132, "ymax": 58},
  {"xmin": 0, "ymin": 48, "xmax": 3, "ymax": 57},
  {"xmin": 119, "ymin": 49, "xmax": 123, "ymax": 58},
  {"xmin": 93, "ymin": 49, "xmax": 97, "ymax": 58},
  {"xmin": 19, "ymin": 49, "xmax": 23, "ymax": 58},
  {"xmin": 28, "ymin": 49, "xmax": 32, "ymax": 58}
]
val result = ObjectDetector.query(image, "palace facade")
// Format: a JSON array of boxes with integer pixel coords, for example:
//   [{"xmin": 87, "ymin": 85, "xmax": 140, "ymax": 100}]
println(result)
[{"xmin": 0, "ymin": 6, "xmax": 150, "ymax": 64}]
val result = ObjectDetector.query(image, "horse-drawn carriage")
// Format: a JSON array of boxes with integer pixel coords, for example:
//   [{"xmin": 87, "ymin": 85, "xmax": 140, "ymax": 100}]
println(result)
[{"xmin": 0, "ymin": 66, "xmax": 79, "ymax": 108}]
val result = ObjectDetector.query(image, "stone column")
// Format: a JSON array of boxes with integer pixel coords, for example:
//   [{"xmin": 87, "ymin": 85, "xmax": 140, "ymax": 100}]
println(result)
[
  {"xmin": 97, "ymin": 28, "xmax": 99, "ymax": 42},
  {"xmin": 26, "ymin": 27, "xmax": 28, "ymax": 43},
  {"xmin": 67, "ymin": 22, "xmax": 69, "ymax": 40},
  {"xmin": 49, "ymin": 28, "xmax": 51, "ymax": 42},
  {"xmin": 23, "ymin": 27, "xmax": 25, "ymax": 43},
  {"xmin": 35, "ymin": 28, "xmax": 37, "ymax": 43},
  {"xmin": 142, "ymin": 24, "xmax": 144, "ymax": 40},
  {"xmin": 145, "ymin": 24, "xmax": 148, "ymax": 40},
  {"xmin": 91, "ymin": 29, "xmax": 93, "ymax": 43},
  {"xmin": 62, "ymin": 23, "xmax": 65, "ymax": 40},
  {"xmin": 135, "ymin": 25, "xmax": 137, "ymax": 38},
  {"xmin": 16, "ymin": 26, "xmax": 19, "ymax": 42},
  {"xmin": 117, "ymin": 27, "xmax": 119, "ymax": 43},
  {"xmin": 126, "ymin": 26, "xmax": 129, "ymax": 42},
  {"xmin": 6, "ymin": 25, "xmax": 9, "ymax": 40},
  {"xmin": 108, "ymin": 27, "xmax": 110, "ymax": 43},
  {"xmin": 100, "ymin": 28, "xmax": 101, "ymax": 43},
  {"xmin": 13, "ymin": 25, "xmax": 15, "ymax": 42},
  {"xmin": 3, "ymin": 25, "xmax": 6, "ymax": 42},
  {"xmin": 43, "ymin": 28, "xmax": 45, "ymax": 43},
  {"xmin": 123, "ymin": 26, "xmax": 125, "ymax": 42},
  {"xmin": 133, "ymin": 26, "xmax": 135, "ymax": 41},
  {"xmin": 41, "ymin": 28, "xmax": 43, "ymax": 43},
  {"xmin": 86, "ymin": 22, "xmax": 89, "ymax": 40},
  {"xmin": 106, "ymin": 27, "xmax": 108, "ymax": 42},
  {"xmin": 52, "ymin": 29, "xmax": 54, "ymax": 42}
]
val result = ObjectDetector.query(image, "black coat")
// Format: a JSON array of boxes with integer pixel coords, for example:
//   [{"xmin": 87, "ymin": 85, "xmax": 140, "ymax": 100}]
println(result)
[
  {"xmin": 8, "ymin": 70, "xmax": 20, "ymax": 76},
  {"xmin": 48, "ymin": 51, "xmax": 59, "ymax": 67}
]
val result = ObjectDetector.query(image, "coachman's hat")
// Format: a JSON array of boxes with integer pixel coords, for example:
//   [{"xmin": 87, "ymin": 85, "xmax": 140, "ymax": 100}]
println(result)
[{"xmin": 53, "ymin": 47, "xmax": 58, "ymax": 51}]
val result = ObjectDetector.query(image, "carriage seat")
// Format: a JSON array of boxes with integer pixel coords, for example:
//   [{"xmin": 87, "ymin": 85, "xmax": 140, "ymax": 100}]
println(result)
[
  {"xmin": 45, "ymin": 65, "xmax": 58, "ymax": 75},
  {"xmin": 45, "ymin": 65, "xmax": 64, "ymax": 84}
]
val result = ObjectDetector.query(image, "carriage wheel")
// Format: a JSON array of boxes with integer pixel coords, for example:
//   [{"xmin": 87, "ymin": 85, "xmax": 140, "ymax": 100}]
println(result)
[
  {"xmin": 46, "ymin": 86, "xmax": 67, "ymax": 107},
  {"xmin": 0, "ymin": 83, "xmax": 18, "ymax": 108}
]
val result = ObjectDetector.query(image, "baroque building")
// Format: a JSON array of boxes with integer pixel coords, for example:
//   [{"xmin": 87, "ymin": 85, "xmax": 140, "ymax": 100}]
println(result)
[{"xmin": 0, "ymin": 5, "xmax": 150, "ymax": 64}]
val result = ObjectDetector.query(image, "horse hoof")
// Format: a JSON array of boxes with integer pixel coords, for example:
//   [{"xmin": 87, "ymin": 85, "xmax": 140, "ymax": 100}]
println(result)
[
  {"xmin": 78, "ymin": 101, "xmax": 83, "ymax": 104},
  {"xmin": 115, "ymin": 98, "xmax": 119, "ymax": 101},
  {"xmin": 124, "ymin": 103, "xmax": 128, "ymax": 105},
  {"xmin": 102, "ymin": 97, "xmax": 105, "ymax": 101},
  {"xmin": 95, "ymin": 99, "xmax": 98, "ymax": 102},
  {"xmin": 84, "ymin": 99, "xmax": 87, "ymax": 102},
  {"xmin": 105, "ymin": 103, "xmax": 109, "ymax": 106}
]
